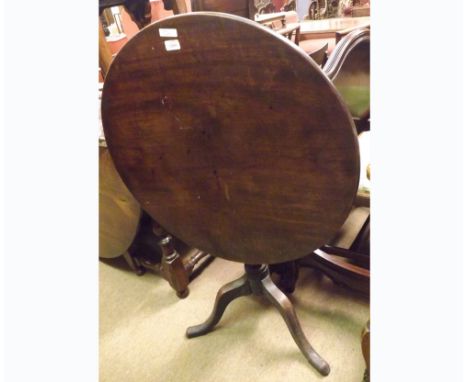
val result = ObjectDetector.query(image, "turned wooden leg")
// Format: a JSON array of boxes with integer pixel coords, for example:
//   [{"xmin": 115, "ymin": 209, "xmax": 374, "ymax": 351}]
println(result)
[
  {"xmin": 149, "ymin": 220, "xmax": 214, "ymax": 298},
  {"xmin": 260, "ymin": 275, "xmax": 330, "ymax": 376},
  {"xmin": 122, "ymin": 250, "xmax": 145, "ymax": 276},
  {"xmin": 186, "ymin": 274, "xmax": 252, "ymax": 338},
  {"xmin": 158, "ymin": 235, "xmax": 190, "ymax": 298},
  {"xmin": 184, "ymin": 250, "xmax": 214, "ymax": 280},
  {"xmin": 152, "ymin": 219, "xmax": 190, "ymax": 298}
]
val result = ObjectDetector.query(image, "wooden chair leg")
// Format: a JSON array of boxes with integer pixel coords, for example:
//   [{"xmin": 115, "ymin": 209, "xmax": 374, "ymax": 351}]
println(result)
[
  {"xmin": 127, "ymin": 218, "xmax": 212, "ymax": 298},
  {"xmin": 150, "ymin": 220, "xmax": 189, "ymax": 297},
  {"xmin": 157, "ymin": 235, "xmax": 190, "ymax": 298},
  {"xmin": 122, "ymin": 250, "xmax": 145, "ymax": 276}
]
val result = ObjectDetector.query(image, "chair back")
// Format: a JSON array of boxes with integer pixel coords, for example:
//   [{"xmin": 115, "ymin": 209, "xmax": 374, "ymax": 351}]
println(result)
[
  {"xmin": 308, "ymin": 42, "xmax": 328, "ymax": 67},
  {"xmin": 324, "ymin": 28, "xmax": 370, "ymax": 121}
]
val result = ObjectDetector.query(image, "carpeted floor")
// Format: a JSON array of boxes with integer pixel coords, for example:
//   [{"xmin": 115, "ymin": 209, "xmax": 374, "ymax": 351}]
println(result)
[{"xmin": 100, "ymin": 257, "xmax": 369, "ymax": 382}]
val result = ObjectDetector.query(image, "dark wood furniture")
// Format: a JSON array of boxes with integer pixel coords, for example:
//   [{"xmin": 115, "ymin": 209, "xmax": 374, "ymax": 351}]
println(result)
[
  {"xmin": 99, "ymin": 1, "xmax": 213, "ymax": 298},
  {"xmin": 271, "ymin": 27, "xmax": 371, "ymax": 296},
  {"xmin": 335, "ymin": 23, "xmax": 367, "ymax": 43},
  {"xmin": 296, "ymin": 28, "xmax": 371, "ymax": 295},
  {"xmin": 99, "ymin": 0, "xmax": 153, "ymax": 30},
  {"xmin": 99, "ymin": 139, "xmax": 213, "ymax": 297},
  {"xmin": 255, "ymin": 11, "xmax": 301, "ymax": 45},
  {"xmin": 134, "ymin": 216, "xmax": 213, "ymax": 298},
  {"xmin": 101, "ymin": 13, "xmax": 359, "ymax": 376},
  {"xmin": 308, "ymin": 42, "xmax": 328, "ymax": 66},
  {"xmin": 296, "ymin": 16, "xmax": 369, "ymax": 61}
]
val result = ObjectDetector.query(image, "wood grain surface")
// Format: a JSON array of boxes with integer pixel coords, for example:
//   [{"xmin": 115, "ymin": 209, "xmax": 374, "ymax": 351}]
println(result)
[
  {"xmin": 99, "ymin": 145, "xmax": 141, "ymax": 258},
  {"xmin": 102, "ymin": 13, "xmax": 359, "ymax": 264}
]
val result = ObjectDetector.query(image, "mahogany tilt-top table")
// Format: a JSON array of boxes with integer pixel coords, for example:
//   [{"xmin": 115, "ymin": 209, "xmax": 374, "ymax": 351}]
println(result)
[{"xmin": 102, "ymin": 12, "xmax": 359, "ymax": 376}]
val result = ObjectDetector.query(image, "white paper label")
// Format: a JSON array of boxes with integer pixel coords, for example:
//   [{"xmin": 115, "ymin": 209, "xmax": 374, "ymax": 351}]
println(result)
[
  {"xmin": 164, "ymin": 39, "xmax": 181, "ymax": 51},
  {"xmin": 159, "ymin": 28, "xmax": 178, "ymax": 38}
]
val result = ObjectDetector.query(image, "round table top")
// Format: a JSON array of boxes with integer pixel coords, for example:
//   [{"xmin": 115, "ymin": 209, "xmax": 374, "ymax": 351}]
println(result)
[{"xmin": 102, "ymin": 12, "xmax": 359, "ymax": 264}]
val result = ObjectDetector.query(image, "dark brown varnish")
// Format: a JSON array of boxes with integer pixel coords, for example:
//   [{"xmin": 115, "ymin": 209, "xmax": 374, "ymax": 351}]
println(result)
[{"xmin": 102, "ymin": 13, "xmax": 359, "ymax": 265}]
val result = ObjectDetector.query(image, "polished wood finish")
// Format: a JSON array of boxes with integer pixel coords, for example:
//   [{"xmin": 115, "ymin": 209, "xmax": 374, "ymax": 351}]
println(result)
[
  {"xmin": 329, "ymin": 206, "xmax": 369, "ymax": 250},
  {"xmin": 159, "ymin": 238, "xmax": 190, "ymax": 297},
  {"xmin": 278, "ymin": 28, "xmax": 371, "ymax": 295},
  {"xmin": 100, "ymin": 118, "xmax": 213, "ymax": 296},
  {"xmin": 355, "ymin": 189, "xmax": 370, "ymax": 207},
  {"xmin": 335, "ymin": 23, "xmax": 369, "ymax": 43},
  {"xmin": 99, "ymin": 2, "xmax": 214, "ymax": 296},
  {"xmin": 101, "ymin": 13, "xmax": 360, "ymax": 265},
  {"xmin": 150, "ymin": 220, "xmax": 212, "ymax": 298},
  {"xmin": 102, "ymin": 14, "xmax": 360, "ymax": 376},
  {"xmin": 186, "ymin": 264, "xmax": 330, "ymax": 376},
  {"xmin": 100, "ymin": 145, "xmax": 213, "ymax": 295},
  {"xmin": 300, "ymin": 248, "xmax": 369, "ymax": 294}
]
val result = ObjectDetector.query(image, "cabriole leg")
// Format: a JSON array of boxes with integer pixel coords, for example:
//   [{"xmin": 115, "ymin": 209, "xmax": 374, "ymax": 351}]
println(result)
[
  {"xmin": 260, "ymin": 275, "xmax": 330, "ymax": 376},
  {"xmin": 186, "ymin": 275, "xmax": 252, "ymax": 338}
]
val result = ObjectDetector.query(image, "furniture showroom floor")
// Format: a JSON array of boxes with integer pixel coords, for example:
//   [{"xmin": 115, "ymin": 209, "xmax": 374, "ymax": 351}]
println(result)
[{"xmin": 100, "ymin": 257, "xmax": 369, "ymax": 382}]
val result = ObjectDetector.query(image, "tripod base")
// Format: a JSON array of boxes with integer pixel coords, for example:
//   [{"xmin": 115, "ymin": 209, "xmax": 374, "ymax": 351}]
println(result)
[{"xmin": 186, "ymin": 264, "xmax": 330, "ymax": 376}]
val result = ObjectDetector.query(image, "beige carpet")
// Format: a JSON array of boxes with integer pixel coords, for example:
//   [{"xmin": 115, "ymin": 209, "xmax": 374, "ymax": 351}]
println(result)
[{"xmin": 100, "ymin": 257, "xmax": 369, "ymax": 382}]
